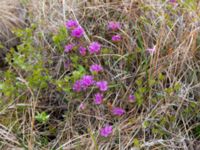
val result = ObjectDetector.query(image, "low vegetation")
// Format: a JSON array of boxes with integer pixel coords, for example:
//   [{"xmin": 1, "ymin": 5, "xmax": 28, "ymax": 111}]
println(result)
[{"xmin": 0, "ymin": 0, "xmax": 200, "ymax": 149}]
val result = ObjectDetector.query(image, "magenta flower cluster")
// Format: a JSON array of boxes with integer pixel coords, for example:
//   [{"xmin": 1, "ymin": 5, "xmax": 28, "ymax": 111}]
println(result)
[
  {"xmin": 64, "ymin": 20, "xmax": 129, "ymax": 138},
  {"xmin": 71, "ymin": 26, "xmax": 84, "ymax": 38},
  {"xmin": 108, "ymin": 21, "xmax": 121, "ymax": 31},
  {"xmin": 73, "ymin": 75, "xmax": 108, "ymax": 93},
  {"xmin": 112, "ymin": 107, "xmax": 125, "ymax": 116},
  {"xmin": 90, "ymin": 64, "xmax": 103, "ymax": 73},
  {"xmin": 65, "ymin": 20, "xmax": 84, "ymax": 38},
  {"xmin": 112, "ymin": 34, "xmax": 121, "ymax": 42},
  {"xmin": 64, "ymin": 20, "xmax": 102, "ymax": 56},
  {"xmin": 65, "ymin": 20, "xmax": 78, "ymax": 29},
  {"xmin": 73, "ymin": 75, "xmax": 95, "ymax": 92},
  {"xmin": 93, "ymin": 93, "xmax": 103, "ymax": 105},
  {"xmin": 108, "ymin": 21, "xmax": 122, "ymax": 42},
  {"xmin": 64, "ymin": 43, "xmax": 75, "ymax": 53},
  {"xmin": 100, "ymin": 125, "xmax": 113, "ymax": 137},
  {"xmin": 96, "ymin": 81, "xmax": 108, "ymax": 92},
  {"xmin": 89, "ymin": 42, "xmax": 101, "ymax": 54},
  {"xmin": 65, "ymin": 20, "xmax": 107, "ymax": 107},
  {"xmin": 79, "ymin": 46, "xmax": 87, "ymax": 56}
]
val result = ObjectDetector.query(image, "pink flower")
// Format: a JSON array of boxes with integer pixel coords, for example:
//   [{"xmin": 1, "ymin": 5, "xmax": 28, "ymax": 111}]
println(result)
[
  {"xmin": 129, "ymin": 94, "xmax": 135, "ymax": 103},
  {"xmin": 71, "ymin": 26, "xmax": 84, "ymax": 38},
  {"xmin": 89, "ymin": 42, "xmax": 101, "ymax": 54},
  {"xmin": 64, "ymin": 44, "xmax": 74, "ymax": 53},
  {"xmin": 94, "ymin": 93, "xmax": 103, "ymax": 104},
  {"xmin": 79, "ymin": 46, "xmax": 87, "ymax": 56},
  {"xmin": 81, "ymin": 75, "xmax": 95, "ymax": 90},
  {"xmin": 108, "ymin": 21, "xmax": 121, "ymax": 31},
  {"xmin": 96, "ymin": 81, "xmax": 108, "ymax": 92},
  {"xmin": 78, "ymin": 103, "xmax": 85, "ymax": 110},
  {"xmin": 73, "ymin": 80, "xmax": 82, "ymax": 92},
  {"xmin": 73, "ymin": 75, "xmax": 95, "ymax": 92},
  {"xmin": 147, "ymin": 45, "xmax": 156, "ymax": 55},
  {"xmin": 112, "ymin": 107, "xmax": 125, "ymax": 116},
  {"xmin": 65, "ymin": 20, "xmax": 78, "ymax": 29},
  {"xmin": 100, "ymin": 125, "xmax": 113, "ymax": 137},
  {"xmin": 90, "ymin": 64, "xmax": 103, "ymax": 73},
  {"xmin": 112, "ymin": 34, "xmax": 122, "ymax": 42}
]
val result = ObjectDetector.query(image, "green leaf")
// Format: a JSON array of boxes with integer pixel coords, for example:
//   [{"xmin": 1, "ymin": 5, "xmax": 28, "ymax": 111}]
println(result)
[
  {"xmin": 136, "ymin": 79, "xmax": 142, "ymax": 86},
  {"xmin": 142, "ymin": 121, "xmax": 149, "ymax": 129},
  {"xmin": 148, "ymin": 79, "xmax": 156, "ymax": 86},
  {"xmin": 135, "ymin": 92, "xmax": 143, "ymax": 107},
  {"xmin": 158, "ymin": 73, "xmax": 165, "ymax": 81},
  {"xmin": 35, "ymin": 112, "xmax": 50, "ymax": 124},
  {"xmin": 174, "ymin": 83, "xmax": 181, "ymax": 91},
  {"xmin": 133, "ymin": 138, "xmax": 140, "ymax": 147}
]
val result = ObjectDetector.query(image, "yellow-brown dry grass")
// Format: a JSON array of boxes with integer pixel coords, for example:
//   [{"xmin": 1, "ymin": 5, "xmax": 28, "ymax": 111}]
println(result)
[{"xmin": 0, "ymin": 0, "xmax": 25, "ymax": 49}]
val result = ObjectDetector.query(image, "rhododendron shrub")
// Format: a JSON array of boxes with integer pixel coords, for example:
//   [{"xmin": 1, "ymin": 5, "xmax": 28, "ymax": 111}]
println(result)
[
  {"xmin": 61, "ymin": 19, "xmax": 159, "ymax": 139},
  {"xmin": 62, "ymin": 19, "xmax": 129, "ymax": 137}
]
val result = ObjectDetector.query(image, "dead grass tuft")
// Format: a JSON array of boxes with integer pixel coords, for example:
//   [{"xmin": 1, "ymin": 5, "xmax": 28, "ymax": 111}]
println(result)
[{"xmin": 0, "ymin": 0, "xmax": 26, "ymax": 62}]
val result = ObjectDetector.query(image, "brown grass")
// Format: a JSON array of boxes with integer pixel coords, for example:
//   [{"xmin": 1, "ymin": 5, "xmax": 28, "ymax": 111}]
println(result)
[{"xmin": 0, "ymin": 0, "xmax": 26, "ymax": 62}]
